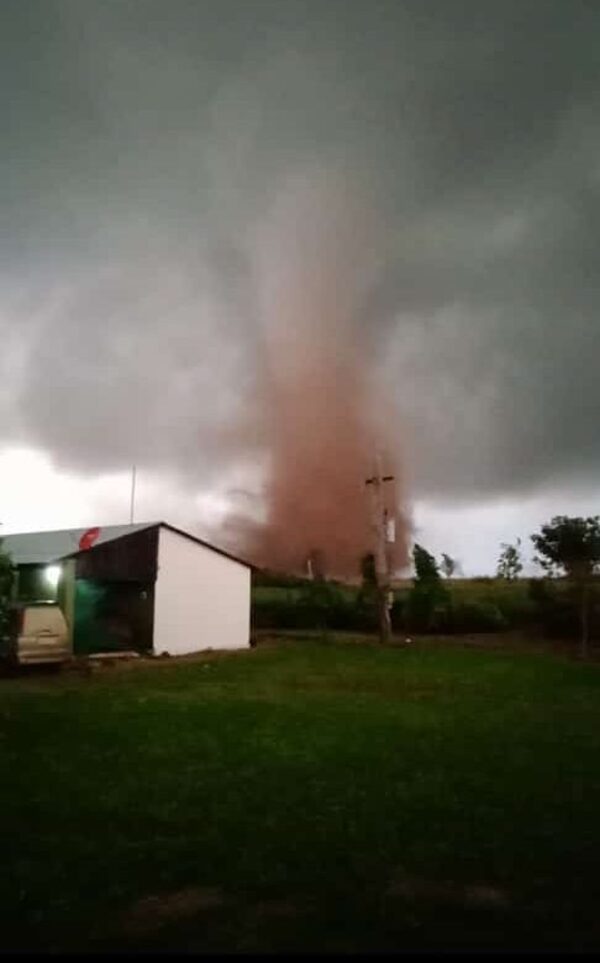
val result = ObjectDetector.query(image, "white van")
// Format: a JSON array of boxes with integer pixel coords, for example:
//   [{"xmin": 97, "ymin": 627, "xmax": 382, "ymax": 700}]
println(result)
[{"xmin": 1, "ymin": 602, "xmax": 70, "ymax": 667}]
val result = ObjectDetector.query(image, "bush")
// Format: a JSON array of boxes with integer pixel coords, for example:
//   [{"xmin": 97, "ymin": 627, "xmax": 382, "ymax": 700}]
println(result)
[
  {"xmin": 405, "ymin": 544, "xmax": 450, "ymax": 632},
  {"xmin": 295, "ymin": 582, "xmax": 350, "ymax": 631},
  {"xmin": 528, "ymin": 577, "xmax": 550, "ymax": 603},
  {"xmin": 390, "ymin": 592, "xmax": 408, "ymax": 633},
  {"xmin": 445, "ymin": 600, "xmax": 508, "ymax": 633},
  {"xmin": 251, "ymin": 577, "xmax": 541, "ymax": 637},
  {"xmin": 493, "ymin": 590, "xmax": 536, "ymax": 627},
  {"xmin": 526, "ymin": 577, "xmax": 600, "ymax": 641},
  {"xmin": 404, "ymin": 586, "xmax": 449, "ymax": 633},
  {"xmin": 251, "ymin": 582, "xmax": 373, "ymax": 633},
  {"xmin": 399, "ymin": 594, "xmax": 508, "ymax": 635}
]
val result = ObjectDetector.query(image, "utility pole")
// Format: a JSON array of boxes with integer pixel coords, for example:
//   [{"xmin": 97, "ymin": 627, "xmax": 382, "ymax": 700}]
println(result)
[{"xmin": 365, "ymin": 454, "xmax": 395, "ymax": 644}]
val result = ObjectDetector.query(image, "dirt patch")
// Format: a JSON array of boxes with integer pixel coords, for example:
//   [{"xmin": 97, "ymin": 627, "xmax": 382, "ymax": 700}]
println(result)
[
  {"xmin": 387, "ymin": 872, "xmax": 510, "ymax": 910},
  {"xmin": 252, "ymin": 898, "xmax": 304, "ymax": 919},
  {"xmin": 462, "ymin": 884, "xmax": 510, "ymax": 908},
  {"xmin": 122, "ymin": 886, "xmax": 229, "ymax": 936},
  {"xmin": 121, "ymin": 888, "xmax": 308, "ymax": 941}
]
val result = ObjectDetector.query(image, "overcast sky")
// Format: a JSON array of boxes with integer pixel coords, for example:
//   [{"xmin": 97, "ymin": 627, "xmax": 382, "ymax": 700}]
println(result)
[{"xmin": 1, "ymin": 0, "xmax": 599, "ymax": 574}]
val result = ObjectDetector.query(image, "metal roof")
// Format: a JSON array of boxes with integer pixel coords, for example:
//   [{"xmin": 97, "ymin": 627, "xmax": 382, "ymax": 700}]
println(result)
[
  {"xmin": 1, "ymin": 521, "xmax": 253, "ymax": 570},
  {"xmin": 2, "ymin": 522, "xmax": 156, "ymax": 565}
]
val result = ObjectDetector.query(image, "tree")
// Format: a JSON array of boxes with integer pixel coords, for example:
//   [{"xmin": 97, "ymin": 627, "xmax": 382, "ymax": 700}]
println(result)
[
  {"xmin": 360, "ymin": 551, "xmax": 378, "ymax": 588},
  {"xmin": 407, "ymin": 544, "xmax": 449, "ymax": 632},
  {"xmin": 440, "ymin": 553, "xmax": 457, "ymax": 579},
  {"xmin": 497, "ymin": 539, "xmax": 523, "ymax": 581},
  {"xmin": 531, "ymin": 516, "xmax": 600, "ymax": 658},
  {"xmin": 356, "ymin": 552, "xmax": 379, "ymax": 633},
  {"xmin": 413, "ymin": 543, "xmax": 441, "ymax": 582}
]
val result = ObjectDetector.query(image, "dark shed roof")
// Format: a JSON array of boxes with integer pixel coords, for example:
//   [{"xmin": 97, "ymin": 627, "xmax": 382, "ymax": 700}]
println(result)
[{"xmin": 2, "ymin": 521, "xmax": 253, "ymax": 570}]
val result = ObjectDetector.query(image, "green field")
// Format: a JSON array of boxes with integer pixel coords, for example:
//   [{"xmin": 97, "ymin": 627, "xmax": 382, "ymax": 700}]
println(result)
[{"xmin": 2, "ymin": 638, "xmax": 600, "ymax": 952}]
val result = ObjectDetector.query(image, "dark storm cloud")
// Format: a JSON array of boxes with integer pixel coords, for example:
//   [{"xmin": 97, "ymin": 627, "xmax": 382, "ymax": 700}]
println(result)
[{"xmin": 1, "ymin": 0, "xmax": 599, "ymax": 498}]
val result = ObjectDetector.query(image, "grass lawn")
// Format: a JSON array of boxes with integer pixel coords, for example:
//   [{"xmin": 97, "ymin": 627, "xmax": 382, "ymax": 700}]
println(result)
[{"xmin": 2, "ymin": 637, "xmax": 600, "ymax": 952}]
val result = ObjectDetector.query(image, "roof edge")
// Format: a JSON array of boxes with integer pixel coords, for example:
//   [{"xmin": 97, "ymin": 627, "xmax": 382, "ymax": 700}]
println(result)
[{"xmin": 3, "ymin": 520, "xmax": 255, "ymax": 571}]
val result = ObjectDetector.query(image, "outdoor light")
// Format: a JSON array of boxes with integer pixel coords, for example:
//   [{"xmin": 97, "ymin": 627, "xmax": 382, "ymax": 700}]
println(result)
[{"xmin": 45, "ymin": 565, "xmax": 61, "ymax": 589}]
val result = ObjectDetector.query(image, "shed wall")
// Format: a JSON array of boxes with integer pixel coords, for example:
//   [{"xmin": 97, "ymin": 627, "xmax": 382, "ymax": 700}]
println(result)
[{"xmin": 153, "ymin": 527, "xmax": 250, "ymax": 655}]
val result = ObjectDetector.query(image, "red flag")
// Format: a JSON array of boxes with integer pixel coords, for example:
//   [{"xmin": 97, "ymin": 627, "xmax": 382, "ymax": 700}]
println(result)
[{"xmin": 79, "ymin": 527, "xmax": 101, "ymax": 551}]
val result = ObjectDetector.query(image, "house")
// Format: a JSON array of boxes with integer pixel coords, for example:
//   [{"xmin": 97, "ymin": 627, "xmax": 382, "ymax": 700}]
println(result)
[{"xmin": 2, "ymin": 522, "xmax": 252, "ymax": 656}]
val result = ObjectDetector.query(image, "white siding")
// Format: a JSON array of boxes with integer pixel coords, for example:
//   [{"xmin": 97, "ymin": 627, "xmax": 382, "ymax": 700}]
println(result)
[{"xmin": 153, "ymin": 527, "xmax": 251, "ymax": 655}]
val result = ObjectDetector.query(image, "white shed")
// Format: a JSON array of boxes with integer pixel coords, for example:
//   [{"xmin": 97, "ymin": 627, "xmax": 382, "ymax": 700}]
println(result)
[
  {"xmin": 3, "ymin": 521, "xmax": 252, "ymax": 656},
  {"xmin": 153, "ymin": 524, "xmax": 251, "ymax": 655}
]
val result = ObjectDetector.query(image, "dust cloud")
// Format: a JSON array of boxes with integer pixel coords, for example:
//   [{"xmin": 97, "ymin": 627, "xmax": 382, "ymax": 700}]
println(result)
[{"xmin": 230, "ymin": 169, "xmax": 409, "ymax": 578}]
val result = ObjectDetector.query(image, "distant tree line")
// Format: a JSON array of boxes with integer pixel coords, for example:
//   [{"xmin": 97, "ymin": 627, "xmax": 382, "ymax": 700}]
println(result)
[{"xmin": 252, "ymin": 515, "xmax": 600, "ymax": 658}]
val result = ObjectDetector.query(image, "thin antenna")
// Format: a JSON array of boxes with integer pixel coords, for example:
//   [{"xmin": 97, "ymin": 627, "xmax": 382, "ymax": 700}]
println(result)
[{"xmin": 129, "ymin": 465, "xmax": 137, "ymax": 524}]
